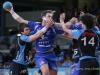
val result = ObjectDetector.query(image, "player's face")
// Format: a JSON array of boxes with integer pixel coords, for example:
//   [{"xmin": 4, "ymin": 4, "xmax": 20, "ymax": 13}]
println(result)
[
  {"xmin": 43, "ymin": 13, "xmax": 54, "ymax": 25},
  {"xmin": 23, "ymin": 27, "xmax": 30, "ymax": 35},
  {"xmin": 45, "ymin": 13, "xmax": 53, "ymax": 20}
]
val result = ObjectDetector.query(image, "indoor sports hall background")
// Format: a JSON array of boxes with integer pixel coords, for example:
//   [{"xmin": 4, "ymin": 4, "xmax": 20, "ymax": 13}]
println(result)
[{"xmin": 0, "ymin": 0, "xmax": 100, "ymax": 75}]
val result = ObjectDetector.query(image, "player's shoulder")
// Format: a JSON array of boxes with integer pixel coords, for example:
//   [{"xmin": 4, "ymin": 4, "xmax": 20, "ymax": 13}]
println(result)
[
  {"xmin": 28, "ymin": 21, "xmax": 41, "ymax": 25},
  {"xmin": 78, "ymin": 29, "xmax": 99, "ymax": 41},
  {"xmin": 20, "ymin": 35, "xmax": 29, "ymax": 40},
  {"xmin": 20, "ymin": 34, "xmax": 27, "ymax": 37},
  {"xmin": 78, "ymin": 29, "xmax": 99, "ymax": 50},
  {"xmin": 80, "ymin": 30, "xmax": 97, "ymax": 36}
]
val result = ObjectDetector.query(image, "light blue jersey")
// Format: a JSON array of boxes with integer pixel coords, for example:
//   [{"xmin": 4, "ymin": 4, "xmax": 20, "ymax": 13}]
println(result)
[
  {"xmin": 72, "ymin": 29, "xmax": 85, "ymax": 39},
  {"xmin": 13, "ymin": 35, "xmax": 32, "ymax": 65},
  {"xmin": 70, "ymin": 23, "xmax": 85, "ymax": 39}
]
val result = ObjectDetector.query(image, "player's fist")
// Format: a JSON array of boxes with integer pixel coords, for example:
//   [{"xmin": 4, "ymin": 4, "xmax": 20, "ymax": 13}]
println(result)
[{"xmin": 3, "ymin": 1, "xmax": 13, "ymax": 12}]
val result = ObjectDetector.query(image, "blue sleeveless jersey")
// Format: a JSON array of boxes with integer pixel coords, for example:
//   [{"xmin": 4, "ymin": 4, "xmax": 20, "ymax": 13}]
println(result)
[{"xmin": 27, "ymin": 21, "xmax": 63, "ymax": 60}]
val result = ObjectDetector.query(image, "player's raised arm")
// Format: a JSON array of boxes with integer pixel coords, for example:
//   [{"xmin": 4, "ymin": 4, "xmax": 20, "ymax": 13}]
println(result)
[
  {"xmin": 60, "ymin": 17, "xmax": 84, "ymax": 39},
  {"xmin": 9, "ymin": 7, "xmax": 28, "ymax": 24},
  {"xmin": 3, "ymin": 1, "xmax": 28, "ymax": 24},
  {"xmin": 28, "ymin": 17, "xmax": 53, "ymax": 42},
  {"xmin": 28, "ymin": 26, "xmax": 48, "ymax": 42},
  {"xmin": 61, "ymin": 22, "xmax": 72, "ymax": 35}
]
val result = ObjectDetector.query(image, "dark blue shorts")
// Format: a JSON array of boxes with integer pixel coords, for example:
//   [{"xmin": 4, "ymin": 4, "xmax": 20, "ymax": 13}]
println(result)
[
  {"xmin": 10, "ymin": 62, "xmax": 28, "ymax": 75},
  {"xmin": 34, "ymin": 57, "xmax": 57, "ymax": 71}
]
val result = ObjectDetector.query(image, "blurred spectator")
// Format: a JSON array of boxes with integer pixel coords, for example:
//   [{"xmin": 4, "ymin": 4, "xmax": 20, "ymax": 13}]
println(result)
[
  {"xmin": 0, "ymin": 34, "xmax": 4, "ymax": 43},
  {"xmin": 0, "ymin": 52, "xmax": 4, "ymax": 68},
  {"xmin": 3, "ymin": 62, "xmax": 11, "ymax": 68},
  {"xmin": 0, "ymin": 36, "xmax": 9, "ymax": 49},
  {"xmin": 8, "ymin": 28, "xmax": 18, "ymax": 47},
  {"xmin": 9, "ymin": 44, "xmax": 17, "ymax": 61}
]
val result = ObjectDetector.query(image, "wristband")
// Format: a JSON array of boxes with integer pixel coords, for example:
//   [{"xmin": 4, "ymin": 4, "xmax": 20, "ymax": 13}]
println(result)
[{"xmin": 40, "ymin": 27, "xmax": 48, "ymax": 33}]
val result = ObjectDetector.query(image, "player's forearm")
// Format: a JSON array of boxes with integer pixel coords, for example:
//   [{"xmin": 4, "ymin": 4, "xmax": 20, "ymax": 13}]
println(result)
[
  {"xmin": 61, "ymin": 22, "xmax": 72, "ymax": 35},
  {"xmin": 29, "ymin": 27, "xmax": 48, "ymax": 42},
  {"xmin": 65, "ymin": 21, "xmax": 73, "ymax": 28},
  {"xmin": 61, "ymin": 22, "xmax": 67, "ymax": 32},
  {"xmin": 63, "ymin": 33, "xmax": 73, "ymax": 40},
  {"xmin": 54, "ymin": 22, "xmax": 71, "ymax": 31},
  {"xmin": 9, "ymin": 10, "xmax": 28, "ymax": 24}
]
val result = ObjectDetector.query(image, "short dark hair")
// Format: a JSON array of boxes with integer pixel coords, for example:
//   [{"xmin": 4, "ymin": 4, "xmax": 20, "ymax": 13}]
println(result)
[
  {"xmin": 79, "ymin": 14, "xmax": 95, "ymax": 29},
  {"xmin": 19, "ymin": 23, "xmax": 29, "ymax": 32},
  {"xmin": 41, "ymin": 10, "xmax": 53, "ymax": 17}
]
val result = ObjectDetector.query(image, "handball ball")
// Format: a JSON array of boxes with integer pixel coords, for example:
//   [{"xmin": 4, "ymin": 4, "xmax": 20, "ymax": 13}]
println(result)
[{"xmin": 3, "ymin": 1, "xmax": 13, "ymax": 10}]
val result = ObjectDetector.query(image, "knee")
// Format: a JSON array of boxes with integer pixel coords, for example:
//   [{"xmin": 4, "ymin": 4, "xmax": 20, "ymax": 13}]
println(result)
[{"xmin": 41, "ymin": 64, "xmax": 50, "ymax": 75}]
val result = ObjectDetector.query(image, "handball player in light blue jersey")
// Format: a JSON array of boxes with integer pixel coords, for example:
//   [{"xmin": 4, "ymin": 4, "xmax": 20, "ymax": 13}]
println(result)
[{"xmin": 10, "ymin": 23, "xmax": 50, "ymax": 75}]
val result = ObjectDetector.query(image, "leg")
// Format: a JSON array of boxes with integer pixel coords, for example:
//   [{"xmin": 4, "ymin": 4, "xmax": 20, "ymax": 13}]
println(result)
[
  {"xmin": 48, "ymin": 60, "xmax": 57, "ymax": 75},
  {"xmin": 70, "ymin": 62, "xmax": 80, "ymax": 75},
  {"xmin": 41, "ymin": 64, "xmax": 50, "ymax": 75},
  {"xmin": 49, "ymin": 69, "xmax": 57, "ymax": 75},
  {"xmin": 20, "ymin": 64, "xmax": 28, "ymax": 75},
  {"xmin": 10, "ymin": 62, "xmax": 21, "ymax": 75},
  {"xmin": 35, "ymin": 57, "xmax": 50, "ymax": 75}
]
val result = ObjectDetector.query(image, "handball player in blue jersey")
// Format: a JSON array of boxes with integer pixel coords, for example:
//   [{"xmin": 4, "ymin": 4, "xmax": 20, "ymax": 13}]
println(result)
[
  {"xmin": 5, "ymin": 5, "xmax": 64, "ymax": 75},
  {"xmin": 61, "ymin": 14, "xmax": 99, "ymax": 75}
]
